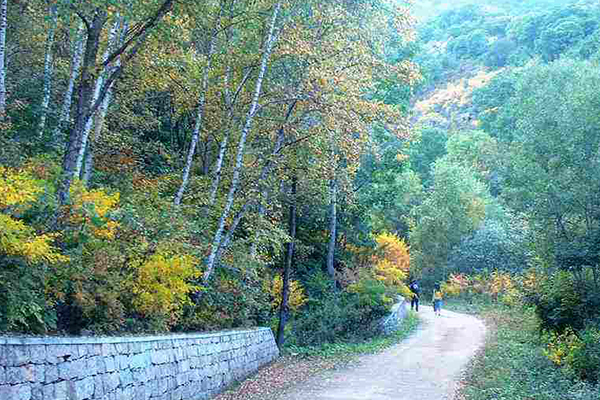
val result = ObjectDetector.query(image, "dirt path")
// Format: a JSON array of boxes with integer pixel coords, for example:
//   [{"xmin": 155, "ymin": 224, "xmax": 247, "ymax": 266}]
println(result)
[{"xmin": 278, "ymin": 305, "xmax": 486, "ymax": 400}]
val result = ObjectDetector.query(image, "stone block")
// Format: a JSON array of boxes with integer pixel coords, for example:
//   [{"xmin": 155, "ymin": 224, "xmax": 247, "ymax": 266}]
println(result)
[
  {"xmin": 105, "ymin": 356, "xmax": 116, "ymax": 372},
  {"xmin": 104, "ymin": 371, "xmax": 120, "ymax": 393},
  {"xmin": 130, "ymin": 353, "xmax": 148, "ymax": 370},
  {"xmin": 119, "ymin": 368, "xmax": 133, "ymax": 387},
  {"xmin": 115, "ymin": 342, "xmax": 129, "ymax": 355},
  {"xmin": 27, "ymin": 346, "xmax": 46, "ymax": 365},
  {"xmin": 44, "ymin": 364, "xmax": 58, "ymax": 384},
  {"xmin": 6, "ymin": 346, "xmax": 30, "ymax": 367},
  {"xmin": 134, "ymin": 383, "xmax": 148, "ymax": 400},
  {"xmin": 69, "ymin": 376, "xmax": 95, "ymax": 400},
  {"xmin": 132, "ymin": 366, "xmax": 148, "ymax": 383},
  {"xmin": 6, "ymin": 365, "xmax": 29, "ymax": 385},
  {"xmin": 96, "ymin": 356, "xmax": 107, "ymax": 374},
  {"xmin": 55, "ymin": 381, "xmax": 68, "ymax": 400},
  {"xmin": 94, "ymin": 374, "xmax": 105, "ymax": 398},
  {"xmin": 90, "ymin": 344, "xmax": 102, "ymax": 357}
]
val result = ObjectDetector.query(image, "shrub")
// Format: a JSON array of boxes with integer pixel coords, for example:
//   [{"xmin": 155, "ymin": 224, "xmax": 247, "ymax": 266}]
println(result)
[
  {"xmin": 130, "ymin": 249, "xmax": 201, "ymax": 329},
  {"xmin": 289, "ymin": 272, "xmax": 389, "ymax": 346},
  {"xmin": 570, "ymin": 326, "xmax": 600, "ymax": 383}
]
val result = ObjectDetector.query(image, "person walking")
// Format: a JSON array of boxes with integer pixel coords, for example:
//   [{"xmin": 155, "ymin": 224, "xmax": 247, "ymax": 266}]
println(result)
[
  {"xmin": 409, "ymin": 279, "xmax": 420, "ymax": 312},
  {"xmin": 433, "ymin": 283, "xmax": 443, "ymax": 316}
]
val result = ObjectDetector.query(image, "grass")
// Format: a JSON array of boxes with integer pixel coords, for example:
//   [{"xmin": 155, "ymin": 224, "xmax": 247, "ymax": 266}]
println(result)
[{"xmin": 444, "ymin": 299, "xmax": 600, "ymax": 400}]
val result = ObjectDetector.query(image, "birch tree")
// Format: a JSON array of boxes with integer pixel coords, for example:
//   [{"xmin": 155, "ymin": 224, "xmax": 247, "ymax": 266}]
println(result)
[
  {"xmin": 0, "ymin": 0, "xmax": 7, "ymax": 116},
  {"xmin": 203, "ymin": 1, "xmax": 282, "ymax": 281},
  {"xmin": 37, "ymin": 3, "xmax": 58, "ymax": 136},
  {"xmin": 53, "ymin": 23, "xmax": 85, "ymax": 143},
  {"xmin": 82, "ymin": 18, "xmax": 128, "ymax": 185},
  {"xmin": 57, "ymin": 0, "xmax": 176, "ymax": 206},
  {"xmin": 174, "ymin": 3, "xmax": 224, "ymax": 205}
]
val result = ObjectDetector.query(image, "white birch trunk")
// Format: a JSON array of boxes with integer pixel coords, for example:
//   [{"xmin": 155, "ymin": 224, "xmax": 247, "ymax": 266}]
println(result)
[
  {"xmin": 203, "ymin": 2, "xmax": 283, "ymax": 281},
  {"xmin": 82, "ymin": 19, "xmax": 128, "ymax": 185},
  {"xmin": 53, "ymin": 23, "xmax": 85, "ymax": 141},
  {"xmin": 74, "ymin": 17, "xmax": 121, "ymax": 179},
  {"xmin": 0, "ymin": 0, "xmax": 7, "ymax": 115},
  {"xmin": 37, "ymin": 4, "xmax": 58, "ymax": 136},
  {"xmin": 173, "ymin": 27, "xmax": 219, "ymax": 205},
  {"xmin": 207, "ymin": 65, "xmax": 234, "ymax": 208}
]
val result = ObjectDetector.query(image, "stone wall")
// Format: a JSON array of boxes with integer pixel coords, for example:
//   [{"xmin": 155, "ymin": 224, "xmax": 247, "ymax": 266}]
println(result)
[
  {"xmin": 0, "ymin": 328, "xmax": 279, "ymax": 400},
  {"xmin": 378, "ymin": 296, "xmax": 409, "ymax": 335}
]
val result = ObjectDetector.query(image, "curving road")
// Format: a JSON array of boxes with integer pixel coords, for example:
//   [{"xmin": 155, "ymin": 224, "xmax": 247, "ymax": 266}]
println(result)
[{"xmin": 279, "ymin": 305, "xmax": 486, "ymax": 400}]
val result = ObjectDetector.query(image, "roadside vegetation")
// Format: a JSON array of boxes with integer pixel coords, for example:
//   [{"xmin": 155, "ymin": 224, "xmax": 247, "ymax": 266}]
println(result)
[{"xmin": 437, "ymin": 271, "xmax": 600, "ymax": 399}]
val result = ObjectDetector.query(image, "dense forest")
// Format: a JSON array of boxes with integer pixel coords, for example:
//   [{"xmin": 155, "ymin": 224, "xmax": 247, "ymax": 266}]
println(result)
[{"xmin": 1, "ymin": 0, "xmax": 599, "ymax": 390}]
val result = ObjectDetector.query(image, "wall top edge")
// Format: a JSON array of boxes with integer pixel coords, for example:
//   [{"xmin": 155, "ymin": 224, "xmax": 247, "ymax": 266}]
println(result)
[{"xmin": 0, "ymin": 327, "xmax": 271, "ymax": 346}]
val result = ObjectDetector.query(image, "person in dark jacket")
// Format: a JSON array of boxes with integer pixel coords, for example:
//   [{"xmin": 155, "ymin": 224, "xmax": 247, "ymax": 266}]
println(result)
[{"xmin": 409, "ymin": 279, "xmax": 420, "ymax": 312}]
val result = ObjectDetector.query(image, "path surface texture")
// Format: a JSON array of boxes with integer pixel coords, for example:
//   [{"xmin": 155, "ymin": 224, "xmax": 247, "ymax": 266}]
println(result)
[{"xmin": 280, "ymin": 306, "xmax": 486, "ymax": 400}]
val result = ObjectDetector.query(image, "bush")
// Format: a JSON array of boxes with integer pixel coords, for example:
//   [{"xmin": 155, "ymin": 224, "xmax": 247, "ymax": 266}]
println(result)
[
  {"xmin": 570, "ymin": 326, "xmax": 600, "ymax": 383},
  {"xmin": 527, "ymin": 269, "xmax": 600, "ymax": 334},
  {"xmin": 289, "ymin": 273, "xmax": 390, "ymax": 346}
]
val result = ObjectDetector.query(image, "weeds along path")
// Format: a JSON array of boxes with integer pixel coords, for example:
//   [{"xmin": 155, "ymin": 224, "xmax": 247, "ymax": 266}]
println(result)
[{"xmin": 278, "ymin": 306, "xmax": 486, "ymax": 400}]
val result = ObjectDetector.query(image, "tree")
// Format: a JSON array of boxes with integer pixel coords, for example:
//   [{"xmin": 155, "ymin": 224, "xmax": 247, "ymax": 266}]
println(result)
[
  {"xmin": 409, "ymin": 157, "xmax": 489, "ymax": 285},
  {"xmin": 37, "ymin": 3, "xmax": 58, "ymax": 136},
  {"xmin": 498, "ymin": 60, "xmax": 600, "ymax": 280},
  {"xmin": 57, "ymin": 0, "xmax": 176, "ymax": 206}
]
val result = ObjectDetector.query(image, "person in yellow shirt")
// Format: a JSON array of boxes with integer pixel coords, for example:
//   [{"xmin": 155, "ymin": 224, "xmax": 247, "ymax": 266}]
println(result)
[{"xmin": 432, "ymin": 283, "xmax": 443, "ymax": 316}]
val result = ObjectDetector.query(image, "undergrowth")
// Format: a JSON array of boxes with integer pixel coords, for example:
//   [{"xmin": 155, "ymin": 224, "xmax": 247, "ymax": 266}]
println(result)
[
  {"xmin": 445, "ymin": 300, "xmax": 600, "ymax": 400},
  {"xmin": 284, "ymin": 311, "xmax": 420, "ymax": 357}
]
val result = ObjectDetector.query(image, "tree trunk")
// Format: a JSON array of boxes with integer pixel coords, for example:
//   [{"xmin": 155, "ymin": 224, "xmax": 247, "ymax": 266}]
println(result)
[
  {"xmin": 203, "ymin": 1, "xmax": 282, "ymax": 281},
  {"xmin": 53, "ymin": 23, "xmax": 85, "ymax": 143},
  {"xmin": 206, "ymin": 66, "xmax": 252, "ymax": 210},
  {"xmin": 277, "ymin": 176, "xmax": 297, "ymax": 349},
  {"xmin": 327, "ymin": 176, "xmax": 337, "ymax": 280},
  {"xmin": 0, "ymin": 0, "xmax": 7, "ymax": 116},
  {"xmin": 82, "ymin": 19, "xmax": 128, "ymax": 185},
  {"xmin": 75, "ymin": 16, "xmax": 121, "ymax": 179},
  {"xmin": 37, "ymin": 4, "xmax": 58, "ymax": 137},
  {"xmin": 57, "ymin": 10, "xmax": 108, "ymax": 207},
  {"xmin": 173, "ymin": 15, "xmax": 219, "ymax": 205}
]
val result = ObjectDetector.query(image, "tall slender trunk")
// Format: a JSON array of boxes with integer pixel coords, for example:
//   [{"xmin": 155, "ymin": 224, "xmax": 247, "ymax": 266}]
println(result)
[
  {"xmin": 207, "ymin": 66, "xmax": 252, "ymax": 209},
  {"xmin": 173, "ymin": 14, "xmax": 220, "ymax": 205},
  {"xmin": 58, "ymin": 10, "xmax": 108, "ymax": 207},
  {"xmin": 82, "ymin": 19, "xmax": 128, "ymax": 185},
  {"xmin": 326, "ymin": 176, "xmax": 337, "ymax": 280},
  {"xmin": 53, "ymin": 23, "xmax": 85, "ymax": 143},
  {"xmin": 0, "ymin": 0, "xmax": 7, "ymax": 116},
  {"xmin": 75, "ymin": 16, "xmax": 121, "ymax": 179},
  {"xmin": 37, "ymin": 4, "xmax": 58, "ymax": 136},
  {"xmin": 277, "ymin": 176, "xmax": 297, "ymax": 349},
  {"xmin": 203, "ymin": 1, "xmax": 282, "ymax": 281}
]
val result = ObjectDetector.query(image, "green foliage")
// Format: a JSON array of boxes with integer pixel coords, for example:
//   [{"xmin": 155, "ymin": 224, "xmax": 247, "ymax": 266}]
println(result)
[
  {"xmin": 285, "ymin": 311, "xmax": 419, "ymax": 357},
  {"xmin": 409, "ymin": 156, "xmax": 489, "ymax": 285},
  {"xmin": 288, "ymin": 272, "xmax": 390, "ymax": 346},
  {"xmin": 527, "ymin": 269, "xmax": 600, "ymax": 335},
  {"xmin": 453, "ymin": 302, "xmax": 600, "ymax": 400},
  {"xmin": 447, "ymin": 217, "xmax": 529, "ymax": 275}
]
